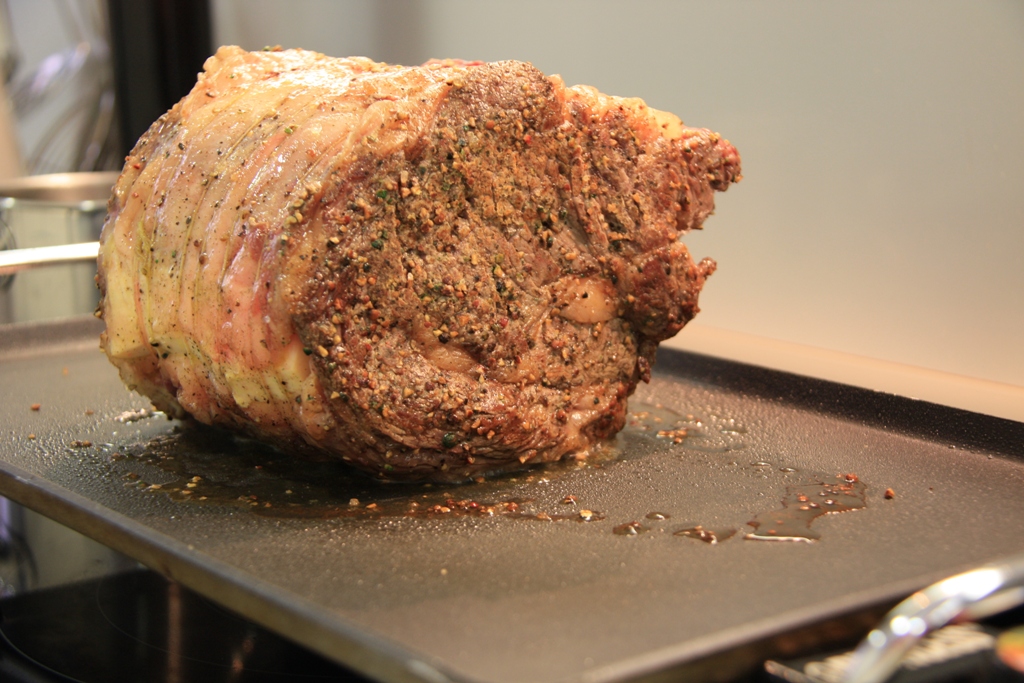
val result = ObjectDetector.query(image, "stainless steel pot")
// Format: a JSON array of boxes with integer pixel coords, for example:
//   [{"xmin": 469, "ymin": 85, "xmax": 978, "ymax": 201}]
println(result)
[{"xmin": 0, "ymin": 171, "xmax": 116, "ymax": 324}]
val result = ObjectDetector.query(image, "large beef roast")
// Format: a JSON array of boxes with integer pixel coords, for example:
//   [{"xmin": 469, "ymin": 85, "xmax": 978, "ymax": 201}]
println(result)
[{"xmin": 98, "ymin": 46, "xmax": 741, "ymax": 481}]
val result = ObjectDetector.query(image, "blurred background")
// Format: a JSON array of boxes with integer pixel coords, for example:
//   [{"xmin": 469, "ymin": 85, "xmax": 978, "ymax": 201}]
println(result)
[{"xmin": 1, "ymin": 0, "xmax": 1021, "ymax": 389}]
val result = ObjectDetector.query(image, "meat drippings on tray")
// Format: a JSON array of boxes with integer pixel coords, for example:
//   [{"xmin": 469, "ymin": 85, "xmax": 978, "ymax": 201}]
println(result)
[{"xmin": 97, "ymin": 46, "xmax": 741, "ymax": 481}]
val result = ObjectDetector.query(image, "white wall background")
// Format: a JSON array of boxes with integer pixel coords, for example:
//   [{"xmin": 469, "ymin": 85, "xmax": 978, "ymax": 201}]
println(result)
[{"xmin": 213, "ymin": 0, "xmax": 1024, "ymax": 389}]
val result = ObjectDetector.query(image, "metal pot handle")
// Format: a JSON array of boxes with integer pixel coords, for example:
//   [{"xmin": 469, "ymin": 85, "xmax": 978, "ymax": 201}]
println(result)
[
  {"xmin": 841, "ymin": 552, "xmax": 1024, "ymax": 683},
  {"xmin": 0, "ymin": 241, "xmax": 99, "ymax": 277}
]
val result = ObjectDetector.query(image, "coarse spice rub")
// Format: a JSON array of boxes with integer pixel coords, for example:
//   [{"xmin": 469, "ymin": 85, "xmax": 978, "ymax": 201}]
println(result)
[{"xmin": 98, "ymin": 46, "xmax": 740, "ymax": 481}]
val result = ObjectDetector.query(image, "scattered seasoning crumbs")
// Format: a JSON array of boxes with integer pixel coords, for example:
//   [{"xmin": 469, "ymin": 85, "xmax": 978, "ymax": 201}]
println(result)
[
  {"xmin": 27, "ymin": 434, "xmax": 36, "ymax": 440},
  {"xmin": 30, "ymin": 403, "xmax": 41, "ymax": 411},
  {"xmin": 349, "ymin": 498, "xmax": 360, "ymax": 506},
  {"xmin": 579, "ymin": 510, "xmax": 596, "ymax": 521},
  {"xmin": 656, "ymin": 427, "xmax": 687, "ymax": 444},
  {"xmin": 70, "ymin": 440, "xmax": 92, "ymax": 448},
  {"xmin": 884, "ymin": 488, "xmax": 896, "ymax": 500}
]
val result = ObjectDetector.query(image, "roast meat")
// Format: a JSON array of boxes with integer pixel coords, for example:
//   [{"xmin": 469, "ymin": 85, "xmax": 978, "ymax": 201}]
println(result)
[{"xmin": 98, "ymin": 46, "xmax": 741, "ymax": 480}]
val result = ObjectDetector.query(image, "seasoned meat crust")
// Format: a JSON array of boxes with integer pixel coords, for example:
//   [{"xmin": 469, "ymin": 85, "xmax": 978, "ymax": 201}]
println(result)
[{"xmin": 98, "ymin": 46, "xmax": 740, "ymax": 481}]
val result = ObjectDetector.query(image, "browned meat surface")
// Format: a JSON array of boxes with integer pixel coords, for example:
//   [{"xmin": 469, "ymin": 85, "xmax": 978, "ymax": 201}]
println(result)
[{"xmin": 97, "ymin": 46, "xmax": 740, "ymax": 481}]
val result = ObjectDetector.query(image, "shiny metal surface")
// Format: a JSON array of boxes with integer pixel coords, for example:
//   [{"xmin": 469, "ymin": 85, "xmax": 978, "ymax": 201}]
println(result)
[
  {"xmin": 0, "ymin": 172, "xmax": 114, "ymax": 324},
  {"xmin": 0, "ymin": 241, "xmax": 99, "ymax": 276},
  {"xmin": 0, "ymin": 172, "xmax": 117, "ymax": 203},
  {"xmin": 1, "ymin": 317, "xmax": 1023, "ymax": 683},
  {"xmin": 842, "ymin": 553, "xmax": 1024, "ymax": 683}
]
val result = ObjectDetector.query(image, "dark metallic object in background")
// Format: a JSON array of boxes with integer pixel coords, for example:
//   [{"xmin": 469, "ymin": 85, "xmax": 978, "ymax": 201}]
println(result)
[
  {"xmin": 0, "ymin": 496, "xmax": 34, "ymax": 598},
  {"xmin": 0, "ymin": 213, "xmax": 13, "ymax": 290},
  {"xmin": 106, "ymin": 0, "xmax": 212, "ymax": 158},
  {"xmin": 0, "ymin": 568, "xmax": 370, "ymax": 682}
]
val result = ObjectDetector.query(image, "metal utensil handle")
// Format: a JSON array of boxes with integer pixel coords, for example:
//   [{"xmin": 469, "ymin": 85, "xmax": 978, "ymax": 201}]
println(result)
[
  {"xmin": 841, "ymin": 552, "xmax": 1024, "ymax": 683},
  {"xmin": 0, "ymin": 241, "xmax": 100, "ymax": 276}
]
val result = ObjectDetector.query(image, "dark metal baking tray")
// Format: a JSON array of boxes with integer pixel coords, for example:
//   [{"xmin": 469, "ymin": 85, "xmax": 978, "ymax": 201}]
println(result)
[{"xmin": 2, "ymin": 316, "xmax": 1023, "ymax": 683}]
